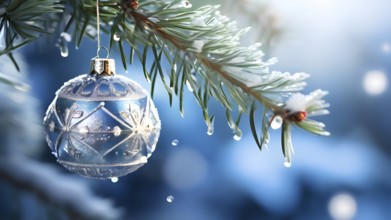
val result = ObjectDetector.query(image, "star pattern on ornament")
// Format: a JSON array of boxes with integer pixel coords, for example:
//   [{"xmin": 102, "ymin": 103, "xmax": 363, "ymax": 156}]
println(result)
[
  {"xmin": 113, "ymin": 102, "xmax": 156, "ymax": 156},
  {"xmin": 98, "ymin": 103, "xmax": 152, "ymax": 158},
  {"xmin": 55, "ymin": 103, "xmax": 104, "ymax": 157},
  {"xmin": 120, "ymin": 103, "xmax": 154, "ymax": 134},
  {"xmin": 63, "ymin": 103, "xmax": 84, "ymax": 130}
]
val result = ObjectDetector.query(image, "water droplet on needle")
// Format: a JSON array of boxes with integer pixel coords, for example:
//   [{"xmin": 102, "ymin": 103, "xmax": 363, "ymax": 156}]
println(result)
[
  {"xmin": 233, "ymin": 129, "xmax": 242, "ymax": 141},
  {"xmin": 60, "ymin": 32, "xmax": 72, "ymax": 42},
  {"xmin": 207, "ymin": 125, "xmax": 214, "ymax": 136},
  {"xmin": 207, "ymin": 117, "xmax": 215, "ymax": 136},
  {"xmin": 271, "ymin": 115, "xmax": 283, "ymax": 129},
  {"xmin": 113, "ymin": 32, "xmax": 121, "ymax": 41},
  {"xmin": 58, "ymin": 32, "xmax": 71, "ymax": 57},
  {"xmin": 111, "ymin": 177, "xmax": 119, "ymax": 183},
  {"xmin": 233, "ymin": 134, "xmax": 241, "ymax": 141},
  {"xmin": 60, "ymin": 44, "xmax": 69, "ymax": 57}
]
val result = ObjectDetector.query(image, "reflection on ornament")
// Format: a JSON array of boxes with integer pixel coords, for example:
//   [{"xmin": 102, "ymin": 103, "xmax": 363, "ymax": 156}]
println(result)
[{"xmin": 43, "ymin": 58, "xmax": 161, "ymax": 179}]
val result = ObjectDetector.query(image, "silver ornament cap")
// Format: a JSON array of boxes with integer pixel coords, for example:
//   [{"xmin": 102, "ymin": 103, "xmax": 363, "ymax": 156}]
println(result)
[{"xmin": 90, "ymin": 58, "xmax": 116, "ymax": 76}]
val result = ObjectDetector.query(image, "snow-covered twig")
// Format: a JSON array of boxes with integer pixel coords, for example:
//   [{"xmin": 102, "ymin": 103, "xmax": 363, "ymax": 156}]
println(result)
[{"xmin": 0, "ymin": 156, "xmax": 123, "ymax": 220}]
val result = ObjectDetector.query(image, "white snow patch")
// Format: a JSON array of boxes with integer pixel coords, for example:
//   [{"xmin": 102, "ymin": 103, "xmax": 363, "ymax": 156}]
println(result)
[
  {"xmin": 192, "ymin": 40, "xmax": 204, "ymax": 53},
  {"xmin": 285, "ymin": 93, "xmax": 308, "ymax": 112},
  {"xmin": 0, "ymin": 156, "xmax": 123, "ymax": 219}
]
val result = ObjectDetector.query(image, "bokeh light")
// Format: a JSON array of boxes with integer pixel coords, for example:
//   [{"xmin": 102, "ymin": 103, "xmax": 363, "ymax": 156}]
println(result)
[
  {"xmin": 363, "ymin": 70, "xmax": 388, "ymax": 95},
  {"xmin": 163, "ymin": 148, "xmax": 208, "ymax": 190},
  {"xmin": 328, "ymin": 193, "xmax": 357, "ymax": 220},
  {"xmin": 382, "ymin": 43, "xmax": 391, "ymax": 52}
]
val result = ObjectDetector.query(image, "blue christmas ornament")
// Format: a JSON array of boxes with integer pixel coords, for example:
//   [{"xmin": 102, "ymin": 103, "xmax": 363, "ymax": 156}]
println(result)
[{"xmin": 43, "ymin": 58, "xmax": 161, "ymax": 179}]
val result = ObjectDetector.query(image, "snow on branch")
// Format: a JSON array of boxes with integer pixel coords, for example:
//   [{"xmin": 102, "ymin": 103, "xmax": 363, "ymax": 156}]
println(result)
[{"xmin": 0, "ymin": 156, "xmax": 123, "ymax": 220}]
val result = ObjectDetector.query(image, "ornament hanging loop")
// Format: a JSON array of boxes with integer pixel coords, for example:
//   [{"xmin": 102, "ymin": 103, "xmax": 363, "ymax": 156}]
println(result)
[{"xmin": 97, "ymin": 46, "xmax": 110, "ymax": 59}]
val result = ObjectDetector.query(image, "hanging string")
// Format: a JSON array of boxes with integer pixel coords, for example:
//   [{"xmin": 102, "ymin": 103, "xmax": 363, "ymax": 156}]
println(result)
[
  {"xmin": 95, "ymin": 0, "xmax": 109, "ymax": 58},
  {"xmin": 96, "ymin": 0, "xmax": 101, "ymax": 57}
]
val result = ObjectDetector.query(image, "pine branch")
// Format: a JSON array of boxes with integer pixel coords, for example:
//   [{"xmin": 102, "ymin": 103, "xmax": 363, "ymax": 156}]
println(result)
[
  {"xmin": 0, "ymin": 0, "xmax": 330, "ymax": 165},
  {"xmin": 0, "ymin": 0, "xmax": 63, "ymax": 56},
  {"xmin": 118, "ymin": 1, "xmax": 329, "ymax": 164}
]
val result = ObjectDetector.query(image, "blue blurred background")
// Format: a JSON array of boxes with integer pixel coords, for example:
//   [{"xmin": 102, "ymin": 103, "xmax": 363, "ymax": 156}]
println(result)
[{"xmin": 1, "ymin": 0, "xmax": 391, "ymax": 219}]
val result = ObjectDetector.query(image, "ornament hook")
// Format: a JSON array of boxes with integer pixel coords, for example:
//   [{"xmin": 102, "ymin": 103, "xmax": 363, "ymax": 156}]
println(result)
[{"xmin": 97, "ymin": 46, "xmax": 110, "ymax": 59}]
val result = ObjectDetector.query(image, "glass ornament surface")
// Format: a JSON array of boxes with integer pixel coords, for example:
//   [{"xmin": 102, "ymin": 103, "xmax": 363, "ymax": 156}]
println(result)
[{"xmin": 43, "ymin": 59, "xmax": 161, "ymax": 179}]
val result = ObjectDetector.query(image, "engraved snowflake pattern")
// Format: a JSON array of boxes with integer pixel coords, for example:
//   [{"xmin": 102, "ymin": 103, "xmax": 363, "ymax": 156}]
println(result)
[
  {"xmin": 120, "ymin": 103, "xmax": 156, "ymax": 134},
  {"xmin": 60, "ymin": 103, "xmax": 85, "ymax": 158},
  {"xmin": 119, "ymin": 102, "xmax": 157, "ymax": 157}
]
